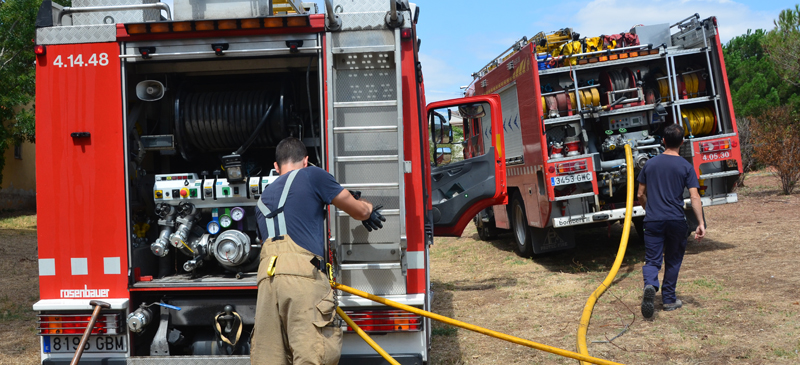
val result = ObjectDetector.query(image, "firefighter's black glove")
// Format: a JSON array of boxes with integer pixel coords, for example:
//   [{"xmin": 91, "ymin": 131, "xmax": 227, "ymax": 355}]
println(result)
[
  {"xmin": 349, "ymin": 190, "xmax": 362, "ymax": 200},
  {"xmin": 362, "ymin": 205, "xmax": 386, "ymax": 232}
]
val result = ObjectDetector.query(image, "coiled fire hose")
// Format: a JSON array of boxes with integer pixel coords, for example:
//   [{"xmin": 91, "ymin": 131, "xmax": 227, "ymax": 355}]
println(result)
[
  {"xmin": 328, "ymin": 271, "xmax": 623, "ymax": 365},
  {"xmin": 576, "ymin": 143, "xmax": 634, "ymax": 364}
]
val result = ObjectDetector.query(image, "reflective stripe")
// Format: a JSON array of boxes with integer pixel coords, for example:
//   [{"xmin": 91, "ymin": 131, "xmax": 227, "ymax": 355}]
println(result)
[
  {"xmin": 276, "ymin": 170, "xmax": 299, "ymax": 236},
  {"xmin": 257, "ymin": 200, "xmax": 276, "ymax": 238},
  {"xmin": 257, "ymin": 169, "xmax": 300, "ymax": 239}
]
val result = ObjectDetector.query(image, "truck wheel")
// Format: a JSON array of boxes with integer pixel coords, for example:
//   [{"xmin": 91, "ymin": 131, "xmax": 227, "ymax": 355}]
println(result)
[
  {"xmin": 473, "ymin": 211, "xmax": 498, "ymax": 241},
  {"xmin": 510, "ymin": 193, "xmax": 533, "ymax": 257}
]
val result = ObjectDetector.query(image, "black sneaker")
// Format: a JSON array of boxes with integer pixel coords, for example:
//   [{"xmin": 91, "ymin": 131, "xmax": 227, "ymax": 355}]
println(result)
[
  {"xmin": 641, "ymin": 285, "xmax": 656, "ymax": 319},
  {"xmin": 663, "ymin": 299, "xmax": 683, "ymax": 311}
]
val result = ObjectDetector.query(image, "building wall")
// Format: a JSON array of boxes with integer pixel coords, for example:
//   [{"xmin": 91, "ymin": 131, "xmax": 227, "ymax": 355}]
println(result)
[{"xmin": 1, "ymin": 141, "xmax": 36, "ymax": 210}]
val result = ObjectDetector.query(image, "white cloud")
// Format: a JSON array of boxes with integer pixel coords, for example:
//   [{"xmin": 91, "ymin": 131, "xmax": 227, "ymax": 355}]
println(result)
[
  {"xmin": 418, "ymin": 52, "xmax": 470, "ymax": 103},
  {"xmin": 573, "ymin": 0, "xmax": 775, "ymax": 44}
]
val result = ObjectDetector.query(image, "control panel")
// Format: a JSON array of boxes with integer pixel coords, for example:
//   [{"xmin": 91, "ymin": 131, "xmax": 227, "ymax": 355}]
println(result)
[
  {"xmin": 154, "ymin": 171, "xmax": 280, "ymax": 208},
  {"xmin": 603, "ymin": 111, "xmax": 650, "ymax": 131}
]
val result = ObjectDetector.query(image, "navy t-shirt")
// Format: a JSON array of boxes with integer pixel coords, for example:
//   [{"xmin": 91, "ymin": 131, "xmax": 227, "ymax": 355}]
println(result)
[
  {"xmin": 636, "ymin": 154, "xmax": 699, "ymax": 222},
  {"xmin": 255, "ymin": 166, "xmax": 344, "ymax": 257}
]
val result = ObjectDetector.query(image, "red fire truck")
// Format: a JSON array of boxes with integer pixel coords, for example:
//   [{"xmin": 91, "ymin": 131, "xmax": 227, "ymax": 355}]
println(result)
[
  {"xmin": 32, "ymin": 1, "xmax": 506, "ymax": 364},
  {"xmin": 450, "ymin": 14, "xmax": 742, "ymax": 256}
]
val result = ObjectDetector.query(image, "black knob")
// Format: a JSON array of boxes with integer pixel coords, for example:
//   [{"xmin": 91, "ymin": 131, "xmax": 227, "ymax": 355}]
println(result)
[
  {"xmin": 213, "ymin": 170, "xmax": 222, "ymax": 178},
  {"xmin": 201, "ymin": 171, "xmax": 209, "ymax": 179}
]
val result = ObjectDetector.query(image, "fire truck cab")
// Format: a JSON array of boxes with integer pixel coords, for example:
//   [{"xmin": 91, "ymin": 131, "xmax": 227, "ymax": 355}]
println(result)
[{"xmin": 32, "ymin": 1, "xmax": 507, "ymax": 364}]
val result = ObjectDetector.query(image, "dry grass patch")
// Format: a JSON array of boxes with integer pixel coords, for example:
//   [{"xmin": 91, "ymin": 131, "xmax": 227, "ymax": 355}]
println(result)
[{"xmin": 430, "ymin": 171, "xmax": 800, "ymax": 364}]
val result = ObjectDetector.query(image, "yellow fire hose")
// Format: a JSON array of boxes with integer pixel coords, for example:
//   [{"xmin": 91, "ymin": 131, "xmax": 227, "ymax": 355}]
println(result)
[
  {"xmin": 576, "ymin": 144, "xmax": 634, "ymax": 364},
  {"xmin": 335, "ymin": 307, "xmax": 401, "ymax": 365},
  {"xmin": 331, "ymin": 281, "xmax": 623, "ymax": 365}
]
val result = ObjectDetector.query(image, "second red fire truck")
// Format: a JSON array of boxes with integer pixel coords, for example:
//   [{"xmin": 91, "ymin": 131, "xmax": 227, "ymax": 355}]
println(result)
[{"xmin": 431, "ymin": 14, "xmax": 742, "ymax": 256}]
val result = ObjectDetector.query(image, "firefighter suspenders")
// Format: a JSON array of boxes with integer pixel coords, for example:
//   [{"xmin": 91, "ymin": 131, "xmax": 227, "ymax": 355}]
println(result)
[{"xmin": 256, "ymin": 169, "xmax": 300, "ymax": 239}]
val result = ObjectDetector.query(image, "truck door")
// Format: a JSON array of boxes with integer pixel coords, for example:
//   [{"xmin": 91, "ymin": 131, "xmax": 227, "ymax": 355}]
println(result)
[{"xmin": 428, "ymin": 96, "xmax": 507, "ymax": 236}]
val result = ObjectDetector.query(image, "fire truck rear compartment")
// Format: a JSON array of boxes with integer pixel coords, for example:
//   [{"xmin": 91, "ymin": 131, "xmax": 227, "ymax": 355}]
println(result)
[
  {"xmin": 122, "ymin": 50, "xmax": 325, "ymax": 355},
  {"xmin": 540, "ymin": 49, "xmax": 735, "ymax": 206}
]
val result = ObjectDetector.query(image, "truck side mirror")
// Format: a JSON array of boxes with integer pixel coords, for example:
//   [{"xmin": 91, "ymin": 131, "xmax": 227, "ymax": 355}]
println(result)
[
  {"xmin": 435, "ymin": 147, "xmax": 452, "ymax": 165},
  {"xmin": 431, "ymin": 112, "xmax": 451, "ymax": 144}
]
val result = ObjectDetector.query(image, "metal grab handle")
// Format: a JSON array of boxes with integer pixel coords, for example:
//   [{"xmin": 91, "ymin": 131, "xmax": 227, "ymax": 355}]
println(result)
[
  {"xmin": 389, "ymin": 0, "xmax": 397, "ymax": 22},
  {"xmin": 324, "ymin": 0, "xmax": 341, "ymax": 31},
  {"xmin": 58, "ymin": 3, "xmax": 172, "ymax": 25},
  {"xmin": 69, "ymin": 300, "xmax": 111, "ymax": 365}
]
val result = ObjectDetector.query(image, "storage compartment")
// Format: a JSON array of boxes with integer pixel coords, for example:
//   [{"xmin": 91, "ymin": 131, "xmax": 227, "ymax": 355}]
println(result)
[{"xmin": 124, "ymin": 47, "xmax": 324, "ymax": 283}]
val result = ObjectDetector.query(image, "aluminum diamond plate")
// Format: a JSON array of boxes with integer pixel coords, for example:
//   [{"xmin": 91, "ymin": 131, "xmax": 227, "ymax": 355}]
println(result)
[
  {"xmin": 337, "ymin": 12, "xmax": 410, "ymax": 30},
  {"xmin": 340, "ymin": 267, "xmax": 405, "ymax": 295},
  {"xmin": 72, "ymin": 0, "xmax": 160, "ymax": 25},
  {"xmin": 37, "ymin": 25, "xmax": 117, "ymax": 45},
  {"xmin": 332, "ymin": 0, "xmax": 391, "ymax": 13},
  {"xmin": 127, "ymin": 356, "xmax": 251, "ymax": 365}
]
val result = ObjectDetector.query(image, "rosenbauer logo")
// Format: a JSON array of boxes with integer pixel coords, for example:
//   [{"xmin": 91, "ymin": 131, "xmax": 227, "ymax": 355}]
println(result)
[{"xmin": 60, "ymin": 285, "xmax": 110, "ymax": 298}]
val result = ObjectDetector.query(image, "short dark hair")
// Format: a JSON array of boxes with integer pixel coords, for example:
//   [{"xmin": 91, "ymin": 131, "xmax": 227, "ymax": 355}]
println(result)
[
  {"xmin": 275, "ymin": 137, "xmax": 307, "ymax": 166},
  {"xmin": 663, "ymin": 124, "xmax": 685, "ymax": 149}
]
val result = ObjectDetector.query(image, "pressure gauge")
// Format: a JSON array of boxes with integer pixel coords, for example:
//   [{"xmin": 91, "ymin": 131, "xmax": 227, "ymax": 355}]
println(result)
[
  {"xmin": 220, "ymin": 214, "xmax": 233, "ymax": 228},
  {"xmin": 207, "ymin": 221, "xmax": 221, "ymax": 235},
  {"xmin": 207, "ymin": 208, "xmax": 221, "ymax": 234},
  {"xmin": 230, "ymin": 207, "xmax": 245, "ymax": 221}
]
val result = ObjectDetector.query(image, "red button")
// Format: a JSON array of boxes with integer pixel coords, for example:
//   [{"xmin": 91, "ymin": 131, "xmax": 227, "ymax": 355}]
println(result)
[{"xmin": 180, "ymin": 189, "xmax": 189, "ymax": 197}]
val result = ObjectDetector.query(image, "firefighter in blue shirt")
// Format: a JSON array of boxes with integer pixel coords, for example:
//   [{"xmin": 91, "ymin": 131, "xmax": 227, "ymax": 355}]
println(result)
[
  {"xmin": 637, "ymin": 124, "xmax": 706, "ymax": 319},
  {"xmin": 251, "ymin": 137, "xmax": 385, "ymax": 364}
]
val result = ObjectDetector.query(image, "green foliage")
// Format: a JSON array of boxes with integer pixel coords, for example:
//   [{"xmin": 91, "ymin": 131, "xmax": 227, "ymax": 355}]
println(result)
[
  {"xmin": 0, "ymin": 0, "xmax": 41, "ymax": 187},
  {"xmin": 765, "ymin": 5, "xmax": 800, "ymax": 88},
  {"xmin": 723, "ymin": 29, "xmax": 800, "ymax": 118}
]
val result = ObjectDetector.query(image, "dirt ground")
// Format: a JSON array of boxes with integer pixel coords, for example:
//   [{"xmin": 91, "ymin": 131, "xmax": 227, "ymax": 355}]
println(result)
[
  {"xmin": 0, "ymin": 171, "xmax": 798, "ymax": 364},
  {"xmin": 428, "ymin": 171, "xmax": 800, "ymax": 364}
]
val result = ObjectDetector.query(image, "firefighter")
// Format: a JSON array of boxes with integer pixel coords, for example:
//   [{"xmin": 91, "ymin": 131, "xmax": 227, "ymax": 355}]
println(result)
[
  {"xmin": 251, "ymin": 137, "xmax": 385, "ymax": 364},
  {"xmin": 636, "ymin": 124, "xmax": 706, "ymax": 319}
]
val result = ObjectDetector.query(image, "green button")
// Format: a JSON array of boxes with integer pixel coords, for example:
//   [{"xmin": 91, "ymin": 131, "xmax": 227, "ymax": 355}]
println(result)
[
  {"xmin": 222, "ymin": 187, "xmax": 230, "ymax": 196},
  {"xmin": 189, "ymin": 188, "xmax": 197, "ymax": 197}
]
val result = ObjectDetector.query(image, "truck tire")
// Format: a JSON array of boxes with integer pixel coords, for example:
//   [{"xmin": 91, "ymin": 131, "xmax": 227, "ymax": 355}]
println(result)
[
  {"xmin": 473, "ymin": 210, "xmax": 498, "ymax": 241},
  {"xmin": 510, "ymin": 192, "xmax": 533, "ymax": 257}
]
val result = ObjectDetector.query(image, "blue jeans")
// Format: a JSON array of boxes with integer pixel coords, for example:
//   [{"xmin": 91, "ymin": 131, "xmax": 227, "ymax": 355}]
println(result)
[{"xmin": 642, "ymin": 220, "xmax": 688, "ymax": 304}]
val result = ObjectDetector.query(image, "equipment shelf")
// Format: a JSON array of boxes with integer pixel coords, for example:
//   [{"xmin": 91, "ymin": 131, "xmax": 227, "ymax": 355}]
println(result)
[
  {"xmin": 543, "ymin": 103, "xmax": 657, "ymax": 126},
  {"xmin": 131, "ymin": 273, "xmax": 258, "ymax": 289},
  {"xmin": 537, "ymin": 46, "xmax": 707, "ymax": 76},
  {"xmin": 669, "ymin": 95, "xmax": 718, "ymax": 107},
  {"xmin": 538, "ymin": 53, "xmax": 665, "ymax": 76}
]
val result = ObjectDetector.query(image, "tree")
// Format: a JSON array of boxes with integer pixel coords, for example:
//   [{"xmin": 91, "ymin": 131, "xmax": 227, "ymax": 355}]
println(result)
[
  {"xmin": 751, "ymin": 105, "xmax": 800, "ymax": 195},
  {"xmin": 764, "ymin": 5, "xmax": 800, "ymax": 88},
  {"xmin": 723, "ymin": 27, "xmax": 800, "ymax": 186},
  {"xmin": 0, "ymin": 0, "xmax": 40, "ymax": 187},
  {"xmin": 723, "ymin": 29, "xmax": 800, "ymax": 119}
]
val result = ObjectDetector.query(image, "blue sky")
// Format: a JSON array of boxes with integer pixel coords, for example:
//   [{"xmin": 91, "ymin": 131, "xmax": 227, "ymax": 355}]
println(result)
[{"xmin": 164, "ymin": 0, "xmax": 798, "ymax": 102}]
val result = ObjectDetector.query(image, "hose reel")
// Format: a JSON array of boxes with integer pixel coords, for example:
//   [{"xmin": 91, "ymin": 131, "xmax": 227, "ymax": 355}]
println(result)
[
  {"xmin": 680, "ymin": 106, "xmax": 715, "ymax": 137},
  {"xmin": 600, "ymin": 68, "xmax": 641, "ymax": 108},
  {"xmin": 174, "ymin": 84, "xmax": 295, "ymax": 159}
]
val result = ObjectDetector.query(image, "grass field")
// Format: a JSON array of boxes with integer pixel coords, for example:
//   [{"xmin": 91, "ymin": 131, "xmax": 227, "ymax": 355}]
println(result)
[
  {"xmin": 0, "ymin": 171, "xmax": 798, "ymax": 364},
  {"xmin": 428, "ymin": 171, "xmax": 800, "ymax": 364}
]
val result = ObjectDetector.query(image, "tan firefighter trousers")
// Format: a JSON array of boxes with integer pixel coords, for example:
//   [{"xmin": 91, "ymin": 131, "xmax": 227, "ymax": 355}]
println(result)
[{"xmin": 251, "ymin": 235, "xmax": 342, "ymax": 365}]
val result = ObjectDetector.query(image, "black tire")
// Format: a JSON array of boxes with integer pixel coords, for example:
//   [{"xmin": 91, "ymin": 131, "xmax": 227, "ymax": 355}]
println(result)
[
  {"xmin": 473, "ymin": 212, "xmax": 498, "ymax": 241},
  {"xmin": 510, "ymin": 192, "xmax": 533, "ymax": 257}
]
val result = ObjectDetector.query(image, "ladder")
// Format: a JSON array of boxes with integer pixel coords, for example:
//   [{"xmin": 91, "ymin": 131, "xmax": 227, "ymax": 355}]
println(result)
[{"xmin": 325, "ymin": 0, "xmax": 408, "ymax": 296}]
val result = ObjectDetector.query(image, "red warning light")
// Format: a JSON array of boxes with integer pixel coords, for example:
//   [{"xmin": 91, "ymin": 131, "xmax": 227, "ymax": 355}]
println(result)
[{"xmin": 34, "ymin": 45, "xmax": 46, "ymax": 55}]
